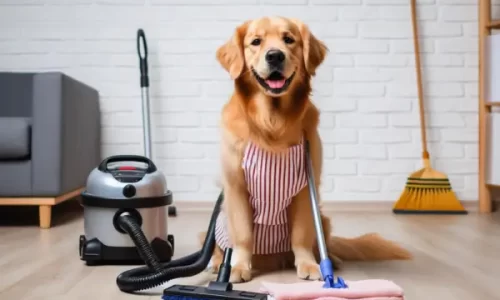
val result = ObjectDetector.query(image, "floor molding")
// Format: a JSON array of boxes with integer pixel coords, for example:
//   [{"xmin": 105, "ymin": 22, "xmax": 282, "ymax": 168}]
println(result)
[{"xmin": 172, "ymin": 199, "xmax": 488, "ymax": 213}]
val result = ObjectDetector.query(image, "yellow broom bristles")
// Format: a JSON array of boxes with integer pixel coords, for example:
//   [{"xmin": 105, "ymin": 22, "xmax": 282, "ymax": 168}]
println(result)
[{"xmin": 393, "ymin": 168, "xmax": 467, "ymax": 213}]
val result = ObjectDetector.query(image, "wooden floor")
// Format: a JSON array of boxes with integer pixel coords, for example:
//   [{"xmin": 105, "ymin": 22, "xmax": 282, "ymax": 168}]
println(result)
[{"xmin": 0, "ymin": 201, "xmax": 499, "ymax": 300}]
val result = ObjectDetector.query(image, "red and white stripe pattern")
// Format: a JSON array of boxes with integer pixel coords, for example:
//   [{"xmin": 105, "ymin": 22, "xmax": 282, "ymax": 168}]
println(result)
[{"xmin": 215, "ymin": 137, "xmax": 308, "ymax": 255}]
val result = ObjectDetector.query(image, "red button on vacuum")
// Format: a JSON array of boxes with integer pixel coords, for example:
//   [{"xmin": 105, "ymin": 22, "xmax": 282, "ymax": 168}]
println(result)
[{"xmin": 118, "ymin": 166, "xmax": 136, "ymax": 170}]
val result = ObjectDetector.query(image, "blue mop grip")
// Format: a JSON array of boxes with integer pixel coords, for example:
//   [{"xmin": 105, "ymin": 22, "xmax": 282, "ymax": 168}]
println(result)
[{"xmin": 320, "ymin": 259, "xmax": 347, "ymax": 289}]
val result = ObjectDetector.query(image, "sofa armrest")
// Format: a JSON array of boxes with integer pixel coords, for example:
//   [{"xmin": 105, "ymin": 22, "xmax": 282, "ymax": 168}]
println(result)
[{"xmin": 31, "ymin": 72, "xmax": 101, "ymax": 196}]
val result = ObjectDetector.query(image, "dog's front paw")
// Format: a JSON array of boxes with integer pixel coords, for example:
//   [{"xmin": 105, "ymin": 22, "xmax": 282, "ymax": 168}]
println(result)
[
  {"xmin": 296, "ymin": 260, "xmax": 321, "ymax": 281},
  {"xmin": 229, "ymin": 263, "xmax": 252, "ymax": 283}
]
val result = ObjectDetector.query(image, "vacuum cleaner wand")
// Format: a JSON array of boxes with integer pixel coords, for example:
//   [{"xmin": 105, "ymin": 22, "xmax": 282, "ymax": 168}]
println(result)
[{"xmin": 304, "ymin": 140, "xmax": 347, "ymax": 289}]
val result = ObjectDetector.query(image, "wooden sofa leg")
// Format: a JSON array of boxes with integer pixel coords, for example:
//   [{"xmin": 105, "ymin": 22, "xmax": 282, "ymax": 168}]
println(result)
[{"xmin": 39, "ymin": 205, "xmax": 52, "ymax": 229}]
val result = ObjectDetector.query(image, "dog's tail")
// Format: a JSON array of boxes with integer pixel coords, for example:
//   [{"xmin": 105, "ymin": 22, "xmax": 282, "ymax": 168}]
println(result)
[
  {"xmin": 327, "ymin": 233, "xmax": 412, "ymax": 261},
  {"xmin": 321, "ymin": 215, "xmax": 412, "ymax": 262}
]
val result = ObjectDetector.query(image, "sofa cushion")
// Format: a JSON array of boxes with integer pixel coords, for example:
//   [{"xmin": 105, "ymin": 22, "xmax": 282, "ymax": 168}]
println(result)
[{"xmin": 0, "ymin": 117, "xmax": 31, "ymax": 160}]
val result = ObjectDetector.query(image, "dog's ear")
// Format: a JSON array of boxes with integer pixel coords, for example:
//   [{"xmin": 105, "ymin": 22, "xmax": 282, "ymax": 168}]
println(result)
[
  {"xmin": 216, "ymin": 21, "xmax": 249, "ymax": 80},
  {"xmin": 291, "ymin": 19, "xmax": 328, "ymax": 76}
]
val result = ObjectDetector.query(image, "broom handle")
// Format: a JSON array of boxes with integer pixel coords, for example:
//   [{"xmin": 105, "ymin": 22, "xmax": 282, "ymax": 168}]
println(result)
[{"xmin": 410, "ymin": 0, "xmax": 429, "ymax": 160}]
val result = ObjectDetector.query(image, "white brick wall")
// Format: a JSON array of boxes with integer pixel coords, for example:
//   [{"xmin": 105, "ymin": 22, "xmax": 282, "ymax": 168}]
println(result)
[{"xmin": 0, "ymin": 0, "xmax": 495, "ymax": 202}]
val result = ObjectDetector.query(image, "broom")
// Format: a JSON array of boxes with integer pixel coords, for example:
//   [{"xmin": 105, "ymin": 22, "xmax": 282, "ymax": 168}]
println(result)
[{"xmin": 392, "ymin": 0, "xmax": 467, "ymax": 215}]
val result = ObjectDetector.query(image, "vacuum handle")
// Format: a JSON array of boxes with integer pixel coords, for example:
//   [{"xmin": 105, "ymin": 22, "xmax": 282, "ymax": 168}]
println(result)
[
  {"xmin": 98, "ymin": 155, "xmax": 157, "ymax": 173},
  {"xmin": 137, "ymin": 28, "xmax": 149, "ymax": 88}
]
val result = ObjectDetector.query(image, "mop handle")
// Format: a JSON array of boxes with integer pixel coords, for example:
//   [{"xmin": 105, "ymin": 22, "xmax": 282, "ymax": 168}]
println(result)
[
  {"xmin": 304, "ymin": 140, "xmax": 328, "ymax": 261},
  {"xmin": 137, "ymin": 29, "xmax": 149, "ymax": 88},
  {"xmin": 304, "ymin": 140, "xmax": 347, "ymax": 289}
]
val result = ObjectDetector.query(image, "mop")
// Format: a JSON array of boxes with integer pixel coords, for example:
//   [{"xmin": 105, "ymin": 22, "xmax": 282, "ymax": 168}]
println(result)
[{"xmin": 258, "ymin": 140, "xmax": 405, "ymax": 300}]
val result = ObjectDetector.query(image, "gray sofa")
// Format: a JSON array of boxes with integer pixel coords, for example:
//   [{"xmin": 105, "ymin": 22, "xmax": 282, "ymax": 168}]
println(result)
[{"xmin": 0, "ymin": 72, "xmax": 101, "ymax": 228}]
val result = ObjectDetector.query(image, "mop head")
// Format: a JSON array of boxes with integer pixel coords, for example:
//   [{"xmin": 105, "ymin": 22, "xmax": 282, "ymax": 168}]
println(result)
[
  {"xmin": 392, "ymin": 163, "xmax": 467, "ymax": 215},
  {"xmin": 259, "ymin": 279, "xmax": 405, "ymax": 300}
]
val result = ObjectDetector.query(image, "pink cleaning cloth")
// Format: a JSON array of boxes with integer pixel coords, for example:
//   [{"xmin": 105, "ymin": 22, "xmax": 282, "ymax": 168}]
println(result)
[{"xmin": 259, "ymin": 279, "xmax": 405, "ymax": 300}]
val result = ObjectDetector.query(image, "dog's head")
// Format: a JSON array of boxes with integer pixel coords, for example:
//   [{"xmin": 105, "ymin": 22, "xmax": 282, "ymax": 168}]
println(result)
[{"xmin": 216, "ymin": 17, "xmax": 327, "ymax": 98}]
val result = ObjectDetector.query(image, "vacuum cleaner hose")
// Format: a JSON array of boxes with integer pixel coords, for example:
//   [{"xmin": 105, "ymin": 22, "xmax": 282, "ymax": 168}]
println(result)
[{"xmin": 115, "ymin": 192, "xmax": 224, "ymax": 293}]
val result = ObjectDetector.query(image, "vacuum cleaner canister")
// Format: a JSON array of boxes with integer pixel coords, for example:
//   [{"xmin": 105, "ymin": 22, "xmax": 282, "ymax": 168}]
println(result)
[{"xmin": 79, "ymin": 155, "xmax": 174, "ymax": 265}]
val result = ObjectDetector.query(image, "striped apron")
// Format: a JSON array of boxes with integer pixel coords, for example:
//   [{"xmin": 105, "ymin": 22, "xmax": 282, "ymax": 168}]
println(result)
[{"xmin": 215, "ymin": 137, "xmax": 308, "ymax": 255}]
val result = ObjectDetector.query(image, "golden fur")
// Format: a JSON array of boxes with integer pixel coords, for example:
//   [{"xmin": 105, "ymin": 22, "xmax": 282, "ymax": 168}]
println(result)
[{"xmin": 199, "ymin": 16, "xmax": 412, "ymax": 284}]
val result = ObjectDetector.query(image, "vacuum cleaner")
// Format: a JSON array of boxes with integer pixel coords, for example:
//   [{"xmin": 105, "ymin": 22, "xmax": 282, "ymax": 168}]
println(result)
[
  {"xmin": 79, "ymin": 29, "xmax": 176, "ymax": 265},
  {"xmin": 79, "ymin": 154, "xmax": 174, "ymax": 265}
]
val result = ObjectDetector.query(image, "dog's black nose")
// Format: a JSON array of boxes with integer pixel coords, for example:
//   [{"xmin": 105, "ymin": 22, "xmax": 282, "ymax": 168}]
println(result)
[{"xmin": 266, "ymin": 49, "xmax": 285, "ymax": 66}]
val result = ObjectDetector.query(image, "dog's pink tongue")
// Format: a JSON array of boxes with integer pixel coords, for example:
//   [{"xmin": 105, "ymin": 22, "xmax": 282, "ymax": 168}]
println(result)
[{"xmin": 266, "ymin": 79, "xmax": 286, "ymax": 89}]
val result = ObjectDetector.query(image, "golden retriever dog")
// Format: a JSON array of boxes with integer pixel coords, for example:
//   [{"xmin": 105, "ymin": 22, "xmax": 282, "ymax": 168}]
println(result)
[{"xmin": 199, "ymin": 16, "xmax": 412, "ymax": 284}]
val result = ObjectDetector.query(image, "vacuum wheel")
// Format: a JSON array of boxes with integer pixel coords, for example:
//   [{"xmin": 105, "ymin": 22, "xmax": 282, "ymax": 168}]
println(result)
[{"xmin": 168, "ymin": 206, "xmax": 177, "ymax": 217}]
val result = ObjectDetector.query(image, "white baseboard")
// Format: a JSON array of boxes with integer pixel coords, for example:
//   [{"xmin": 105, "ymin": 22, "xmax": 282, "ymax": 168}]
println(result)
[{"xmin": 172, "ymin": 199, "xmax": 484, "ymax": 213}]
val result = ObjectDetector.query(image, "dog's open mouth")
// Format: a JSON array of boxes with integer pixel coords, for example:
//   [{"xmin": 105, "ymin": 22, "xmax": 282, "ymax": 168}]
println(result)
[{"xmin": 252, "ymin": 68, "xmax": 295, "ymax": 94}]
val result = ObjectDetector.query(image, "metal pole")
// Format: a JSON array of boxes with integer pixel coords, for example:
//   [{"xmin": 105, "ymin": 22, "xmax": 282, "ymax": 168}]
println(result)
[
  {"xmin": 304, "ymin": 140, "xmax": 328, "ymax": 261},
  {"xmin": 137, "ymin": 29, "xmax": 152, "ymax": 159},
  {"xmin": 141, "ymin": 86, "xmax": 152, "ymax": 159}
]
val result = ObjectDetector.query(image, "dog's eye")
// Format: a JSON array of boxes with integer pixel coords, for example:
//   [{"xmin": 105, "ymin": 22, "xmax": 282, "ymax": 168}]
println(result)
[
  {"xmin": 251, "ymin": 38, "xmax": 261, "ymax": 46},
  {"xmin": 283, "ymin": 36, "xmax": 295, "ymax": 44}
]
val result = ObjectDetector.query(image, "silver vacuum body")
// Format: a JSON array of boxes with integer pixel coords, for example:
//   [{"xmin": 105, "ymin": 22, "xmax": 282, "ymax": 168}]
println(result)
[{"xmin": 79, "ymin": 155, "xmax": 174, "ymax": 265}]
